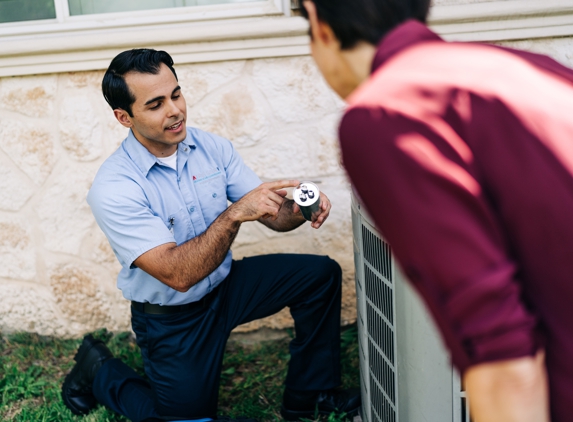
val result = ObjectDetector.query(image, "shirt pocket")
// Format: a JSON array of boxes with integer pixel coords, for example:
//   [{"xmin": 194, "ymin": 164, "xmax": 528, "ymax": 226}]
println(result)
[
  {"xmin": 193, "ymin": 167, "xmax": 228, "ymax": 212},
  {"xmin": 163, "ymin": 208, "xmax": 191, "ymax": 246}
]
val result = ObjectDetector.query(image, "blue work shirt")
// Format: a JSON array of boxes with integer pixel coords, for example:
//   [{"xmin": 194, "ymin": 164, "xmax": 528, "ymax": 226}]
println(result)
[{"xmin": 87, "ymin": 127, "xmax": 262, "ymax": 305}]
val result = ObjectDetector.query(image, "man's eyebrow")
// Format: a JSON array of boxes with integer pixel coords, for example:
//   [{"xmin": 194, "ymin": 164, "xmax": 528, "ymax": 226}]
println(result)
[
  {"xmin": 143, "ymin": 86, "xmax": 181, "ymax": 106},
  {"xmin": 144, "ymin": 95, "xmax": 165, "ymax": 106}
]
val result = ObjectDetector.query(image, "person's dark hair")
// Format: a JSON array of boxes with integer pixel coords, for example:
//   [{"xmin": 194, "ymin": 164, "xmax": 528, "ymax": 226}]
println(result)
[
  {"xmin": 102, "ymin": 48, "xmax": 178, "ymax": 117},
  {"xmin": 300, "ymin": 0, "xmax": 431, "ymax": 49}
]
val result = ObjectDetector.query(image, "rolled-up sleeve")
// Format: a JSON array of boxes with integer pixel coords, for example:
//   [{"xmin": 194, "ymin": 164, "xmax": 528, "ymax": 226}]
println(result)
[
  {"xmin": 87, "ymin": 175, "xmax": 175, "ymax": 269},
  {"xmin": 340, "ymin": 107, "xmax": 539, "ymax": 372}
]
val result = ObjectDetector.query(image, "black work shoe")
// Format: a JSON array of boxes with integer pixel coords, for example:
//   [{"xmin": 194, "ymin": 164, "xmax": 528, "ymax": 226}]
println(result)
[
  {"xmin": 281, "ymin": 387, "xmax": 361, "ymax": 421},
  {"xmin": 61, "ymin": 334, "xmax": 113, "ymax": 415}
]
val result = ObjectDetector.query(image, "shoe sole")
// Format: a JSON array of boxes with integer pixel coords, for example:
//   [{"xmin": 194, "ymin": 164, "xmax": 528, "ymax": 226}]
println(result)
[
  {"xmin": 61, "ymin": 337, "xmax": 100, "ymax": 415},
  {"xmin": 280, "ymin": 404, "xmax": 361, "ymax": 421}
]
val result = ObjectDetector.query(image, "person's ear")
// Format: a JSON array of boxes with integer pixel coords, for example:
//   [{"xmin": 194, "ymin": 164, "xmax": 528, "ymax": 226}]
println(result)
[
  {"xmin": 303, "ymin": 1, "xmax": 337, "ymax": 47},
  {"xmin": 114, "ymin": 109, "xmax": 133, "ymax": 128}
]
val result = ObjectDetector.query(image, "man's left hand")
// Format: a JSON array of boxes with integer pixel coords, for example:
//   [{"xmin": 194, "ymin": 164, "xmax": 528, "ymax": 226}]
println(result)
[{"xmin": 293, "ymin": 191, "xmax": 332, "ymax": 229}]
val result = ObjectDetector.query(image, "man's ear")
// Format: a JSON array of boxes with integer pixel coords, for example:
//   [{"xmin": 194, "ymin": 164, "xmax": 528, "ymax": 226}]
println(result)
[
  {"xmin": 303, "ymin": 1, "xmax": 337, "ymax": 46},
  {"xmin": 113, "ymin": 109, "xmax": 133, "ymax": 128}
]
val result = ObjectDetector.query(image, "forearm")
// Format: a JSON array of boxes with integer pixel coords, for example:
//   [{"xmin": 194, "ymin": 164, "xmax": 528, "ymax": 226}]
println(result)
[
  {"xmin": 136, "ymin": 208, "xmax": 241, "ymax": 292},
  {"xmin": 134, "ymin": 180, "xmax": 299, "ymax": 291},
  {"xmin": 464, "ymin": 351, "xmax": 550, "ymax": 422},
  {"xmin": 259, "ymin": 199, "xmax": 306, "ymax": 232}
]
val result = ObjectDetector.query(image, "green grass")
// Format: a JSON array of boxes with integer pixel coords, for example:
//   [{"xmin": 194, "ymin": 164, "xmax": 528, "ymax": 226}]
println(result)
[{"xmin": 0, "ymin": 326, "xmax": 359, "ymax": 422}]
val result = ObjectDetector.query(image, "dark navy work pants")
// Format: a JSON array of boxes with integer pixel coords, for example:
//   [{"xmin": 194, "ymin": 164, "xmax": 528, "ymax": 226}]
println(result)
[{"xmin": 92, "ymin": 254, "xmax": 342, "ymax": 421}]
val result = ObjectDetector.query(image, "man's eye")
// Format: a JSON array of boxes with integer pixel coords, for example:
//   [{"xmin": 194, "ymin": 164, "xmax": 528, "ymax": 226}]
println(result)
[
  {"xmin": 173, "ymin": 95, "xmax": 180, "ymax": 100},
  {"xmin": 150, "ymin": 103, "xmax": 161, "ymax": 110}
]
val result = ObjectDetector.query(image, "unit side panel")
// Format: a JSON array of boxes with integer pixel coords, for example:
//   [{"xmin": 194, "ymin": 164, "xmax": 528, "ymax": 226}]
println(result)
[{"xmin": 394, "ymin": 260, "xmax": 455, "ymax": 421}]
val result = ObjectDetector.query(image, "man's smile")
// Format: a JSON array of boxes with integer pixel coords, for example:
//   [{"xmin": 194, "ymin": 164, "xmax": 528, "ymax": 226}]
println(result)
[{"xmin": 166, "ymin": 120, "xmax": 183, "ymax": 131}]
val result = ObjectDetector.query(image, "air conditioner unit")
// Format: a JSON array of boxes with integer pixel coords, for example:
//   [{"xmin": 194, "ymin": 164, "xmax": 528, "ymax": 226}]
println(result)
[{"xmin": 351, "ymin": 192, "xmax": 471, "ymax": 422}]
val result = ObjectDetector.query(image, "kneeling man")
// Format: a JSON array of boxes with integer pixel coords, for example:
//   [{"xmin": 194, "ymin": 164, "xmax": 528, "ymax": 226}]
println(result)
[{"xmin": 61, "ymin": 48, "xmax": 359, "ymax": 422}]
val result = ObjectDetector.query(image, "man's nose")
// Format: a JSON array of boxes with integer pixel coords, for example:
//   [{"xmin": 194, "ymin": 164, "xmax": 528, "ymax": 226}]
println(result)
[{"xmin": 166, "ymin": 99, "xmax": 180, "ymax": 116}]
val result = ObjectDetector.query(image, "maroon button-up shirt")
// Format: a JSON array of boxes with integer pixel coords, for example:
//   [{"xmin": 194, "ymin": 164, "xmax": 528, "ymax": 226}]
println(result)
[{"xmin": 340, "ymin": 20, "xmax": 573, "ymax": 420}]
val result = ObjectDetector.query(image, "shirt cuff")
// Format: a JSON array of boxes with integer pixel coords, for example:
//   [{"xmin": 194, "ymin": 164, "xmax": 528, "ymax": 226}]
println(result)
[{"xmin": 441, "ymin": 262, "xmax": 541, "ymax": 372}]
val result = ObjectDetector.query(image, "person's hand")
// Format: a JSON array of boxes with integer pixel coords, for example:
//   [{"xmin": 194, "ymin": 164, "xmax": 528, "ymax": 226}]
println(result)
[
  {"xmin": 229, "ymin": 180, "xmax": 300, "ymax": 223},
  {"xmin": 293, "ymin": 191, "xmax": 332, "ymax": 229},
  {"xmin": 464, "ymin": 350, "xmax": 550, "ymax": 422}
]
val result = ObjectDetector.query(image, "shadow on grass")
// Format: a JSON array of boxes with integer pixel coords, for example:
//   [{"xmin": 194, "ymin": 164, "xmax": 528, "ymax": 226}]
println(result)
[{"xmin": 0, "ymin": 325, "xmax": 359, "ymax": 422}]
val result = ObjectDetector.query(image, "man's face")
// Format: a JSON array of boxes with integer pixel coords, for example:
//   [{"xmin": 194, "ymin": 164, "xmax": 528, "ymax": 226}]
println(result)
[{"xmin": 117, "ymin": 63, "xmax": 187, "ymax": 156}]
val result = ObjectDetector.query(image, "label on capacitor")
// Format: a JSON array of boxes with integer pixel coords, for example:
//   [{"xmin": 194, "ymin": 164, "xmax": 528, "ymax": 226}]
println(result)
[{"xmin": 293, "ymin": 182, "xmax": 321, "ymax": 221}]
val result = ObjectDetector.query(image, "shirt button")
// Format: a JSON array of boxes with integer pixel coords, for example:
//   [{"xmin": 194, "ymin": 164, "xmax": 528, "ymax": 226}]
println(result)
[
  {"xmin": 184, "ymin": 147, "xmax": 188, "ymax": 152},
  {"xmin": 189, "ymin": 207, "xmax": 195, "ymax": 213},
  {"xmin": 212, "ymin": 193, "xmax": 217, "ymax": 198},
  {"xmin": 177, "ymin": 177, "xmax": 181, "ymax": 182}
]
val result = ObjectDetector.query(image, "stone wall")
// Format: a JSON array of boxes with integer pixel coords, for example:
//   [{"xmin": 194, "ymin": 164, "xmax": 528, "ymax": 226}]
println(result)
[
  {"xmin": 1, "ymin": 29, "xmax": 573, "ymax": 338},
  {"xmin": 0, "ymin": 55, "xmax": 351, "ymax": 337}
]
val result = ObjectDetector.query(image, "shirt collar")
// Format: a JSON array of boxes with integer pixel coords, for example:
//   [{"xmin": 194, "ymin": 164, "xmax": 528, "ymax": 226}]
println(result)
[
  {"xmin": 123, "ymin": 129, "xmax": 197, "ymax": 176},
  {"xmin": 371, "ymin": 19, "xmax": 443, "ymax": 73}
]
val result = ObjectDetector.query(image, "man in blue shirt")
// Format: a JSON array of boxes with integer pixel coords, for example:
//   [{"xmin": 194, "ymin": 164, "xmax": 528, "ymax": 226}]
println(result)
[{"xmin": 60, "ymin": 49, "xmax": 360, "ymax": 422}]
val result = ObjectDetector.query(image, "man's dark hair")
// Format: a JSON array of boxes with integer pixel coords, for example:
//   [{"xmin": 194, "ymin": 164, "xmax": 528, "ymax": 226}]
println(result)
[
  {"xmin": 300, "ymin": 0, "xmax": 431, "ymax": 49},
  {"xmin": 102, "ymin": 48, "xmax": 178, "ymax": 117}
]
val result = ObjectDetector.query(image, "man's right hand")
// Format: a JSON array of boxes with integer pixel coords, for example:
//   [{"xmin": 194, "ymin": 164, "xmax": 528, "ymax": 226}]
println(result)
[{"xmin": 228, "ymin": 180, "xmax": 300, "ymax": 223}]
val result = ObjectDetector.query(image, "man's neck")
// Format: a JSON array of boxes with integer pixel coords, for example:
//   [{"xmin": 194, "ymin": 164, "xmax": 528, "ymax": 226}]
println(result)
[{"xmin": 341, "ymin": 42, "xmax": 377, "ymax": 92}]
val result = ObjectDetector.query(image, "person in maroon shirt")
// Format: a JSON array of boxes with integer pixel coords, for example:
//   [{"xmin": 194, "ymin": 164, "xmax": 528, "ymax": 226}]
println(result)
[{"xmin": 301, "ymin": 0, "xmax": 573, "ymax": 421}]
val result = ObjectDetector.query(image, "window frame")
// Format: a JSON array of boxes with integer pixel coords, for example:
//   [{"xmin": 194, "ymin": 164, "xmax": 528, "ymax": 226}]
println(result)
[{"xmin": 0, "ymin": 0, "xmax": 288, "ymax": 37}]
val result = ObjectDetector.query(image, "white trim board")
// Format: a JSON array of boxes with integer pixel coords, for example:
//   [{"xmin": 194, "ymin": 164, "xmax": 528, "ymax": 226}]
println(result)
[
  {"xmin": 430, "ymin": 0, "xmax": 573, "ymax": 41},
  {"xmin": 0, "ymin": 16, "xmax": 310, "ymax": 77},
  {"xmin": 1, "ymin": 0, "xmax": 573, "ymax": 77}
]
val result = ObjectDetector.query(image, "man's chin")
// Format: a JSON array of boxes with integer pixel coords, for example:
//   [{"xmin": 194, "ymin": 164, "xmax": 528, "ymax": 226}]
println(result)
[{"xmin": 165, "ymin": 126, "xmax": 187, "ymax": 143}]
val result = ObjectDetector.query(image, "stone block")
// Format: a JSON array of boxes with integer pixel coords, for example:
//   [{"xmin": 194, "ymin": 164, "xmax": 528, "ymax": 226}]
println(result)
[
  {"xmin": 0, "ymin": 152, "xmax": 36, "ymax": 211},
  {"xmin": 251, "ymin": 56, "xmax": 340, "ymax": 123},
  {"xmin": 0, "ymin": 215, "xmax": 36, "ymax": 281},
  {"xmin": 177, "ymin": 60, "xmax": 246, "ymax": 107},
  {"xmin": 187, "ymin": 79, "xmax": 271, "ymax": 148},
  {"xmin": 103, "ymin": 114, "xmax": 130, "ymax": 153},
  {"xmin": 241, "ymin": 123, "xmax": 342, "ymax": 180},
  {"xmin": 65, "ymin": 70, "xmax": 105, "ymax": 89},
  {"xmin": 59, "ymin": 95, "xmax": 103, "ymax": 161},
  {"xmin": 0, "ymin": 75, "xmax": 57, "ymax": 118},
  {"xmin": 0, "ymin": 282, "xmax": 70, "ymax": 337},
  {"xmin": 0, "ymin": 119, "xmax": 56, "ymax": 186},
  {"xmin": 81, "ymin": 226, "xmax": 123, "ymax": 277},
  {"xmin": 36, "ymin": 162, "xmax": 98, "ymax": 255},
  {"xmin": 49, "ymin": 264, "xmax": 113, "ymax": 332}
]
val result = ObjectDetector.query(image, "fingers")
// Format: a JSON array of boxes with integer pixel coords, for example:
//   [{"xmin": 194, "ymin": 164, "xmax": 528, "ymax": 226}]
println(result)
[
  {"xmin": 275, "ymin": 189, "xmax": 288, "ymax": 198},
  {"xmin": 231, "ymin": 185, "xmax": 287, "ymax": 222},
  {"xmin": 259, "ymin": 180, "xmax": 300, "ymax": 191},
  {"xmin": 266, "ymin": 190, "xmax": 287, "ymax": 207},
  {"xmin": 249, "ymin": 193, "xmax": 283, "ymax": 219},
  {"xmin": 254, "ymin": 181, "xmax": 295, "ymax": 208},
  {"xmin": 310, "ymin": 192, "xmax": 331, "ymax": 229}
]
